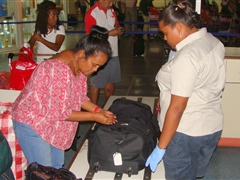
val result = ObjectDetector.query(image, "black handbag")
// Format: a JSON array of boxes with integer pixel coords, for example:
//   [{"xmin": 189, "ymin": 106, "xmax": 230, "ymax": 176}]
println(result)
[
  {"xmin": 25, "ymin": 162, "xmax": 82, "ymax": 180},
  {"xmin": 0, "ymin": 130, "xmax": 13, "ymax": 175}
]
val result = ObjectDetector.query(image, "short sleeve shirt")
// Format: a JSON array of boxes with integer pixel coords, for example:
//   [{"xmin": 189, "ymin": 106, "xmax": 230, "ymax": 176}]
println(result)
[
  {"xmin": 156, "ymin": 28, "xmax": 226, "ymax": 136},
  {"xmin": 36, "ymin": 25, "xmax": 66, "ymax": 64},
  {"xmin": 11, "ymin": 60, "xmax": 89, "ymax": 150},
  {"xmin": 85, "ymin": 3, "xmax": 119, "ymax": 57}
]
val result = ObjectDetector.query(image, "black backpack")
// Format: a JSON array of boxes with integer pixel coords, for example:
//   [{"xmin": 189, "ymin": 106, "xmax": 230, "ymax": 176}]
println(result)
[{"xmin": 87, "ymin": 98, "xmax": 160, "ymax": 176}]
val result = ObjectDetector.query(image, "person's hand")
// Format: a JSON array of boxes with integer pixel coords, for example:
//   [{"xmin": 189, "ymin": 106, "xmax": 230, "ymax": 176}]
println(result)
[
  {"xmin": 116, "ymin": 27, "xmax": 124, "ymax": 35},
  {"xmin": 99, "ymin": 109, "xmax": 117, "ymax": 118},
  {"xmin": 93, "ymin": 111, "xmax": 117, "ymax": 125},
  {"xmin": 32, "ymin": 32, "xmax": 42, "ymax": 42},
  {"xmin": 145, "ymin": 145, "xmax": 166, "ymax": 172}
]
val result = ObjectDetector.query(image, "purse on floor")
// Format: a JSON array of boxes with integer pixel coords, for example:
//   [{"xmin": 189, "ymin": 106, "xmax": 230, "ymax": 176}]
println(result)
[{"xmin": 25, "ymin": 162, "xmax": 82, "ymax": 180}]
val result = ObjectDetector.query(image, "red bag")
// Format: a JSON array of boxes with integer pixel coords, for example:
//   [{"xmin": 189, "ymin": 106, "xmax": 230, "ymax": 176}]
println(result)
[{"xmin": 10, "ymin": 46, "xmax": 37, "ymax": 90}]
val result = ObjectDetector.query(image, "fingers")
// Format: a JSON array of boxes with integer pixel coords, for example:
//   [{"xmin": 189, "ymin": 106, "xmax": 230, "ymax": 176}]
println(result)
[
  {"xmin": 94, "ymin": 111, "xmax": 117, "ymax": 125},
  {"xmin": 108, "ymin": 117, "xmax": 117, "ymax": 124},
  {"xmin": 145, "ymin": 156, "xmax": 150, "ymax": 167},
  {"xmin": 145, "ymin": 154, "xmax": 157, "ymax": 172},
  {"xmin": 101, "ymin": 110, "xmax": 117, "ymax": 118},
  {"xmin": 150, "ymin": 162, "xmax": 157, "ymax": 173},
  {"xmin": 117, "ymin": 27, "xmax": 124, "ymax": 35},
  {"xmin": 102, "ymin": 116, "xmax": 117, "ymax": 125},
  {"xmin": 104, "ymin": 118, "xmax": 117, "ymax": 125},
  {"xmin": 103, "ymin": 110, "xmax": 114, "ymax": 116}
]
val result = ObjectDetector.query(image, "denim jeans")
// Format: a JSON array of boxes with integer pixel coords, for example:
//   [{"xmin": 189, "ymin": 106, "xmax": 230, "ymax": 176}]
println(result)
[
  {"xmin": 164, "ymin": 131, "xmax": 222, "ymax": 180},
  {"xmin": 12, "ymin": 120, "xmax": 64, "ymax": 168}
]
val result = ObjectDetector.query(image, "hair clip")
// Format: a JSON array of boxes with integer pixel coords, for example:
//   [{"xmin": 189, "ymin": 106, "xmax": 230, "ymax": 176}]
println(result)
[
  {"xmin": 93, "ymin": 34, "xmax": 102, "ymax": 40},
  {"xmin": 177, "ymin": 3, "xmax": 185, "ymax": 9}
]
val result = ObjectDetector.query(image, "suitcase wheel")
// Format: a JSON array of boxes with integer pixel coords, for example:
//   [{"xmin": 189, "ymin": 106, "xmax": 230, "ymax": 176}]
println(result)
[
  {"xmin": 94, "ymin": 162, "xmax": 100, "ymax": 172},
  {"xmin": 94, "ymin": 166, "xmax": 99, "ymax": 172},
  {"xmin": 126, "ymin": 167, "xmax": 132, "ymax": 177},
  {"xmin": 128, "ymin": 171, "xmax": 132, "ymax": 177}
]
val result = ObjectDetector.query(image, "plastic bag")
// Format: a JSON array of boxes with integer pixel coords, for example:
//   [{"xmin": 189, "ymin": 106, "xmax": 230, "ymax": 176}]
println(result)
[{"xmin": 9, "ymin": 46, "xmax": 37, "ymax": 90}]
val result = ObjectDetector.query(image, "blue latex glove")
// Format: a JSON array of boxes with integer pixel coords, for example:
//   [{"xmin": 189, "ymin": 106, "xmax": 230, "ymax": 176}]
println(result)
[{"xmin": 145, "ymin": 145, "xmax": 166, "ymax": 172}]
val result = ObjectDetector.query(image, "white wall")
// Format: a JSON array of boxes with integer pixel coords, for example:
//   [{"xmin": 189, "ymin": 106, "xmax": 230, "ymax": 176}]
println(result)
[{"xmin": 222, "ymin": 57, "xmax": 240, "ymax": 138}]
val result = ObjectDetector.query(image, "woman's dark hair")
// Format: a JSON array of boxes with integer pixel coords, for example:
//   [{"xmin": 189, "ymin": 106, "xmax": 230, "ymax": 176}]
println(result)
[
  {"xmin": 158, "ymin": 0, "xmax": 201, "ymax": 29},
  {"xmin": 74, "ymin": 25, "xmax": 112, "ymax": 59},
  {"xmin": 35, "ymin": 0, "xmax": 61, "ymax": 37}
]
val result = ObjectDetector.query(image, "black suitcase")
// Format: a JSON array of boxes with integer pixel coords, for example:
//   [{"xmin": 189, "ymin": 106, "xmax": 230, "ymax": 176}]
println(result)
[
  {"xmin": 133, "ymin": 35, "xmax": 145, "ymax": 57},
  {"xmin": 87, "ymin": 98, "xmax": 160, "ymax": 177}
]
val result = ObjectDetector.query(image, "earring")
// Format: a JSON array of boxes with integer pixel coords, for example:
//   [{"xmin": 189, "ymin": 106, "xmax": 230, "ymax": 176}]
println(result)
[{"xmin": 179, "ymin": 32, "xmax": 182, "ymax": 37}]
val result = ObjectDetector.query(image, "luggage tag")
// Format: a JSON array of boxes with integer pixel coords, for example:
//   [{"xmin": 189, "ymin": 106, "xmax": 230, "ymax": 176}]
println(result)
[{"xmin": 113, "ymin": 152, "xmax": 122, "ymax": 166}]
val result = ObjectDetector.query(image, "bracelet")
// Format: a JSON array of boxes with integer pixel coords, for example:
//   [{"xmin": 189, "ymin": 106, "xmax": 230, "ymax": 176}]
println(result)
[{"xmin": 93, "ymin": 106, "xmax": 99, "ymax": 113}]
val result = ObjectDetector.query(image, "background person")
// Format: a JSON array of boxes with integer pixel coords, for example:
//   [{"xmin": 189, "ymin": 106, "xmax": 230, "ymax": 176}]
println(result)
[
  {"xmin": 145, "ymin": 1, "xmax": 225, "ymax": 179},
  {"xmin": 0, "ymin": 0, "xmax": 7, "ymax": 21},
  {"xmin": 122, "ymin": 0, "xmax": 137, "ymax": 35},
  {"xmin": 139, "ymin": 0, "xmax": 154, "ymax": 40},
  {"xmin": 112, "ymin": 0, "xmax": 124, "ymax": 23},
  {"xmin": 85, "ymin": 0, "xmax": 124, "ymax": 105},
  {"xmin": 11, "ymin": 25, "xmax": 117, "ymax": 168},
  {"xmin": 28, "ymin": 0, "xmax": 65, "ymax": 64},
  {"xmin": 117, "ymin": 0, "xmax": 125, "ymax": 20},
  {"xmin": 79, "ymin": 0, "xmax": 88, "ymax": 20}
]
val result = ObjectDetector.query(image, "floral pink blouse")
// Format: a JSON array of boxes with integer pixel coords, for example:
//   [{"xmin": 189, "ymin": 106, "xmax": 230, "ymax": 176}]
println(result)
[{"xmin": 11, "ymin": 60, "xmax": 90, "ymax": 150}]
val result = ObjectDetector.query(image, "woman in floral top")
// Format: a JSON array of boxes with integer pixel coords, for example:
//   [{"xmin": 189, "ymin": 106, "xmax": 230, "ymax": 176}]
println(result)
[{"xmin": 11, "ymin": 25, "xmax": 117, "ymax": 168}]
